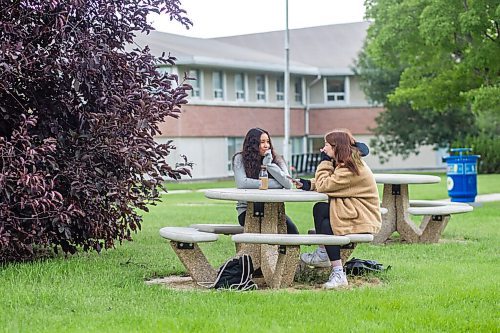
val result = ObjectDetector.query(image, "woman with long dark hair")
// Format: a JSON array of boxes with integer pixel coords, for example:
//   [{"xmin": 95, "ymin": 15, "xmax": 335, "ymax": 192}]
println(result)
[
  {"xmin": 232, "ymin": 127, "xmax": 299, "ymax": 234},
  {"xmin": 298, "ymin": 128, "xmax": 381, "ymax": 289}
]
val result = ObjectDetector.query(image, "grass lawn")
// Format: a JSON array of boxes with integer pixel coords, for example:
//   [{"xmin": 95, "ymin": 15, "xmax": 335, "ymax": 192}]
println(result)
[{"xmin": 1, "ymin": 173, "xmax": 499, "ymax": 332}]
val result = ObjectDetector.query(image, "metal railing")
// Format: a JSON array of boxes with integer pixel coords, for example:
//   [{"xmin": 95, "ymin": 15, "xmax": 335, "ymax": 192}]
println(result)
[{"xmin": 291, "ymin": 153, "xmax": 321, "ymax": 175}]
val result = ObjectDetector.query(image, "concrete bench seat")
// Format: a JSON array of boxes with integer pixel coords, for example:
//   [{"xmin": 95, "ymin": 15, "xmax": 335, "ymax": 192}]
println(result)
[
  {"xmin": 408, "ymin": 205, "xmax": 473, "ymax": 215},
  {"xmin": 190, "ymin": 224, "xmax": 244, "ymax": 235},
  {"xmin": 232, "ymin": 233, "xmax": 351, "ymax": 246},
  {"xmin": 344, "ymin": 233, "xmax": 374, "ymax": 243},
  {"xmin": 397, "ymin": 203, "xmax": 474, "ymax": 243},
  {"xmin": 160, "ymin": 227, "xmax": 219, "ymax": 243},
  {"xmin": 409, "ymin": 200, "xmax": 470, "ymax": 207},
  {"xmin": 159, "ymin": 227, "xmax": 219, "ymax": 283},
  {"xmin": 231, "ymin": 232, "xmax": 374, "ymax": 288}
]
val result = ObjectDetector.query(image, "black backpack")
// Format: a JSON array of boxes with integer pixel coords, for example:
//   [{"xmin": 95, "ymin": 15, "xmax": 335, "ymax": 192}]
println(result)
[
  {"xmin": 205, "ymin": 254, "xmax": 257, "ymax": 291},
  {"xmin": 344, "ymin": 257, "xmax": 390, "ymax": 276}
]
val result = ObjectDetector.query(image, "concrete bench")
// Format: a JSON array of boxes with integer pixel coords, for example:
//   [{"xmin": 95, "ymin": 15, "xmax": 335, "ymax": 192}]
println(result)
[
  {"xmin": 409, "ymin": 200, "xmax": 470, "ymax": 207},
  {"xmin": 408, "ymin": 205, "xmax": 472, "ymax": 215},
  {"xmin": 232, "ymin": 233, "xmax": 351, "ymax": 246},
  {"xmin": 159, "ymin": 227, "xmax": 219, "ymax": 283},
  {"xmin": 231, "ymin": 233, "xmax": 373, "ymax": 288},
  {"xmin": 232, "ymin": 233, "xmax": 350, "ymax": 288},
  {"xmin": 403, "ymin": 204, "xmax": 473, "ymax": 243},
  {"xmin": 190, "ymin": 224, "xmax": 244, "ymax": 235}
]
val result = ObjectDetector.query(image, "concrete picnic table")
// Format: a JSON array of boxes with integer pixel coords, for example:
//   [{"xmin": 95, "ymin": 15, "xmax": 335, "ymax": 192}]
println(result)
[
  {"xmin": 204, "ymin": 188, "xmax": 327, "ymax": 286},
  {"xmin": 372, "ymin": 173, "xmax": 471, "ymax": 243},
  {"xmin": 373, "ymin": 173, "xmax": 440, "ymax": 243}
]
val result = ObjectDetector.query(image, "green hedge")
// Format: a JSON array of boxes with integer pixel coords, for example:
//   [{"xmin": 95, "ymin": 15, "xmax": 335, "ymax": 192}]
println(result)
[{"xmin": 454, "ymin": 135, "xmax": 500, "ymax": 174}]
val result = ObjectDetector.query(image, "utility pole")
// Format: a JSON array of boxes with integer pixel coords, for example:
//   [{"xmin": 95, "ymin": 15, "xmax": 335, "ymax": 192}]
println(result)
[{"xmin": 283, "ymin": 0, "xmax": 291, "ymax": 168}]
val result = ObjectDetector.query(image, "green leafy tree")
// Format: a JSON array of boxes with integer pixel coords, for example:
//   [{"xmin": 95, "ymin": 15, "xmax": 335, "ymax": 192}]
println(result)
[{"xmin": 357, "ymin": 0, "xmax": 499, "ymax": 162}]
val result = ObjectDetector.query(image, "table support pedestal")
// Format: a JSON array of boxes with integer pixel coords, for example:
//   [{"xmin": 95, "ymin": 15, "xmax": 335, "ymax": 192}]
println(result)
[
  {"xmin": 269, "ymin": 245, "xmax": 300, "ymax": 288},
  {"xmin": 373, "ymin": 184, "xmax": 401, "ymax": 244},
  {"xmin": 241, "ymin": 202, "xmax": 287, "ymax": 287},
  {"xmin": 374, "ymin": 184, "xmax": 419, "ymax": 243},
  {"xmin": 374, "ymin": 184, "xmax": 451, "ymax": 243}
]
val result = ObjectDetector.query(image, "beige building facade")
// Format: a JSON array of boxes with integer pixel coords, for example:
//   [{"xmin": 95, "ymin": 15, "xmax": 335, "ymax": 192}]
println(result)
[{"xmin": 135, "ymin": 22, "xmax": 446, "ymax": 179}]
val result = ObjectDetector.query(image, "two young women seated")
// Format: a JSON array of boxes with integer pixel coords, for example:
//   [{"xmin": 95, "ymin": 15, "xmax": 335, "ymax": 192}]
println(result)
[{"xmin": 232, "ymin": 127, "xmax": 381, "ymax": 289}]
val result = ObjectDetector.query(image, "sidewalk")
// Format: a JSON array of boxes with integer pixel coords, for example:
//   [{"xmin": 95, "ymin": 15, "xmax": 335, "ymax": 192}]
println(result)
[
  {"xmin": 438, "ymin": 193, "xmax": 500, "ymax": 204},
  {"xmin": 471, "ymin": 193, "xmax": 500, "ymax": 203}
]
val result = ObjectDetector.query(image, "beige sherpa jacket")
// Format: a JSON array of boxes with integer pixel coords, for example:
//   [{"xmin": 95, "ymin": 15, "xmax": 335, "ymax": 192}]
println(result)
[{"xmin": 311, "ymin": 160, "xmax": 381, "ymax": 235}]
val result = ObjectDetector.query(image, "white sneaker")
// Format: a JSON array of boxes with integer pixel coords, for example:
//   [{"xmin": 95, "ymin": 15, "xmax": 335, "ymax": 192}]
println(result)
[
  {"xmin": 300, "ymin": 248, "xmax": 331, "ymax": 268},
  {"xmin": 323, "ymin": 270, "xmax": 348, "ymax": 289}
]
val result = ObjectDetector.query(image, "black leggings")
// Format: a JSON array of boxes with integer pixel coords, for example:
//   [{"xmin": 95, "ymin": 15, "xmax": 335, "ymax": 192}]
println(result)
[
  {"xmin": 238, "ymin": 211, "xmax": 299, "ymax": 234},
  {"xmin": 313, "ymin": 202, "xmax": 341, "ymax": 261}
]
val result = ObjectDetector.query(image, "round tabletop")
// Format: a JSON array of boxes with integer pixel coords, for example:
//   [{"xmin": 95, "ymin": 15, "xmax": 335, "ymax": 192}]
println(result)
[
  {"xmin": 374, "ymin": 173, "xmax": 441, "ymax": 185},
  {"xmin": 204, "ymin": 188, "xmax": 328, "ymax": 203}
]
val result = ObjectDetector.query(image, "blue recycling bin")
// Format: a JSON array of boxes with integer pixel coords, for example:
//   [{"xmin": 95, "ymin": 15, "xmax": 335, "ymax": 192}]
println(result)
[{"xmin": 442, "ymin": 148, "xmax": 480, "ymax": 202}]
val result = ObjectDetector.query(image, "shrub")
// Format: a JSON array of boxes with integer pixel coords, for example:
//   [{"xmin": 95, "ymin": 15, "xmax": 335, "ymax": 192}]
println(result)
[
  {"xmin": 0, "ymin": 0, "xmax": 193, "ymax": 262},
  {"xmin": 454, "ymin": 135, "xmax": 500, "ymax": 174}
]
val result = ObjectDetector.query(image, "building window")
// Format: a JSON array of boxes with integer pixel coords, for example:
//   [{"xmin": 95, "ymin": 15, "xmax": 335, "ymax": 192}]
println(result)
[
  {"xmin": 276, "ymin": 77, "xmax": 284, "ymax": 101},
  {"xmin": 227, "ymin": 137, "xmax": 244, "ymax": 171},
  {"xmin": 309, "ymin": 137, "xmax": 324, "ymax": 153},
  {"xmin": 326, "ymin": 77, "xmax": 345, "ymax": 102},
  {"xmin": 188, "ymin": 69, "xmax": 200, "ymax": 98},
  {"xmin": 213, "ymin": 71, "xmax": 224, "ymax": 100},
  {"xmin": 294, "ymin": 78, "xmax": 303, "ymax": 103},
  {"xmin": 235, "ymin": 73, "xmax": 246, "ymax": 101},
  {"xmin": 256, "ymin": 74, "xmax": 266, "ymax": 101},
  {"xmin": 291, "ymin": 137, "xmax": 303, "ymax": 154}
]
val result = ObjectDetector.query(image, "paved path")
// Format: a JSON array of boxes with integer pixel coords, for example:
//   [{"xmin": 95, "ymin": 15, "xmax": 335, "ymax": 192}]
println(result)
[
  {"xmin": 438, "ymin": 193, "xmax": 500, "ymax": 203},
  {"xmin": 471, "ymin": 193, "xmax": 500, "ymax": 203}
]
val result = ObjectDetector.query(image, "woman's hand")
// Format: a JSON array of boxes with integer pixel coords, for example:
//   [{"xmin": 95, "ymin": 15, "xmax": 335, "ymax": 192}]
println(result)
[
  {"xmin": 320, "ymin": 150, "xmax": 331, "ymax": 162},
  {"xmin": 298, "ymin": 178, "xmax": 311, "ymax": 191},
  {"xmin": 262, "ymin": 150, "xmax": 273, "ymax": 165},
  {"xmin": 287, "ymin": 176, "xmax": 303, "ymax": 189}
]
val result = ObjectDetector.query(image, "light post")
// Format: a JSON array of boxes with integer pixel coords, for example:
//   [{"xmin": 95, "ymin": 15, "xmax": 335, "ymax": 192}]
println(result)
[{"xmin": 283, "ymin": 0, "xmax": 291, "ymax": 168}]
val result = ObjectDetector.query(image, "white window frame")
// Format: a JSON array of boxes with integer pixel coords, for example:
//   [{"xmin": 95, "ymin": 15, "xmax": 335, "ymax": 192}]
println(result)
[
  {"xmin": 212, "ymin": 71, "xmax": 224, "ymax": 100},
  {"xmin": 294, "ymin": 77, "xmax": 303, "ymax": 103},
  {"xmin": 325, "ymin": 77, "xmax": 347, "ymax": 103},
  {"xmin": 276, "ymin": 76, "xmax": 284, "ymax": 101},
  {"xmin": 235, "ymin": 73, "xmax": 246, "ymax": 101},
  {"xmin": 188, "ymin": 69, "xmax": 201, "ymax": 99},
  {"xmin": 256, "ymin": 74, "xmax": 267, "ymax": 102}
]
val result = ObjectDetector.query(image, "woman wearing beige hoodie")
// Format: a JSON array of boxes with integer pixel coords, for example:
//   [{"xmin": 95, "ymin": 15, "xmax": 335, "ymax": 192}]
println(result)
[{"xmin": 297, "ymin": 129, "xmax": 381, "ymax": 289}]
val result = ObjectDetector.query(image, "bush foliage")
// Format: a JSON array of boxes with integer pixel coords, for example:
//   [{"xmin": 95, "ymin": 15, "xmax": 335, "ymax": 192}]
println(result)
[
  {"xmin": 0, "ymin": 0, "xmax": 193, "ymax": 262},
  {"xmin": 454, "ymin": 135, "xmax": 500, "ymax": 174}
]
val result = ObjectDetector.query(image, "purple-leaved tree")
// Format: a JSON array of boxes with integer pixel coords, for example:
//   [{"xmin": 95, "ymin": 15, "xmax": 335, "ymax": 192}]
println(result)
[{"xmin": 0, "ymin": 0, "xmax": 193, "ymax": 262}]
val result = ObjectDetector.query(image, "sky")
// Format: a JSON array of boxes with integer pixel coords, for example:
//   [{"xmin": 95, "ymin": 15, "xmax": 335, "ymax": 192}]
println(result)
[{"xmin": 150, "ymin": 0, "xmax": 367, "ymax": 38}]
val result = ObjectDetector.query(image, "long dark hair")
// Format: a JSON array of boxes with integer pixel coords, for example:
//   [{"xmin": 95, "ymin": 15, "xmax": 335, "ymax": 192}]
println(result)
[
  {"xmin": 233, "ymin": 128, "xmax": 277, "ymax": 179},
  {"xmin": 324, "ymin": 129, "xmax": 362, "ymax": 175}
]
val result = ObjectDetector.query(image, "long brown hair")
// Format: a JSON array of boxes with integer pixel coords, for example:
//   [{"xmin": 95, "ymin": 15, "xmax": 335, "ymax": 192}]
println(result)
[
  {"xmin": 324, "ymin": 129, "xmax": 363, "ymax": 175},
  {"xmin": 233, "ymin": 128, "xmax": 278, "ymax": 179}
]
